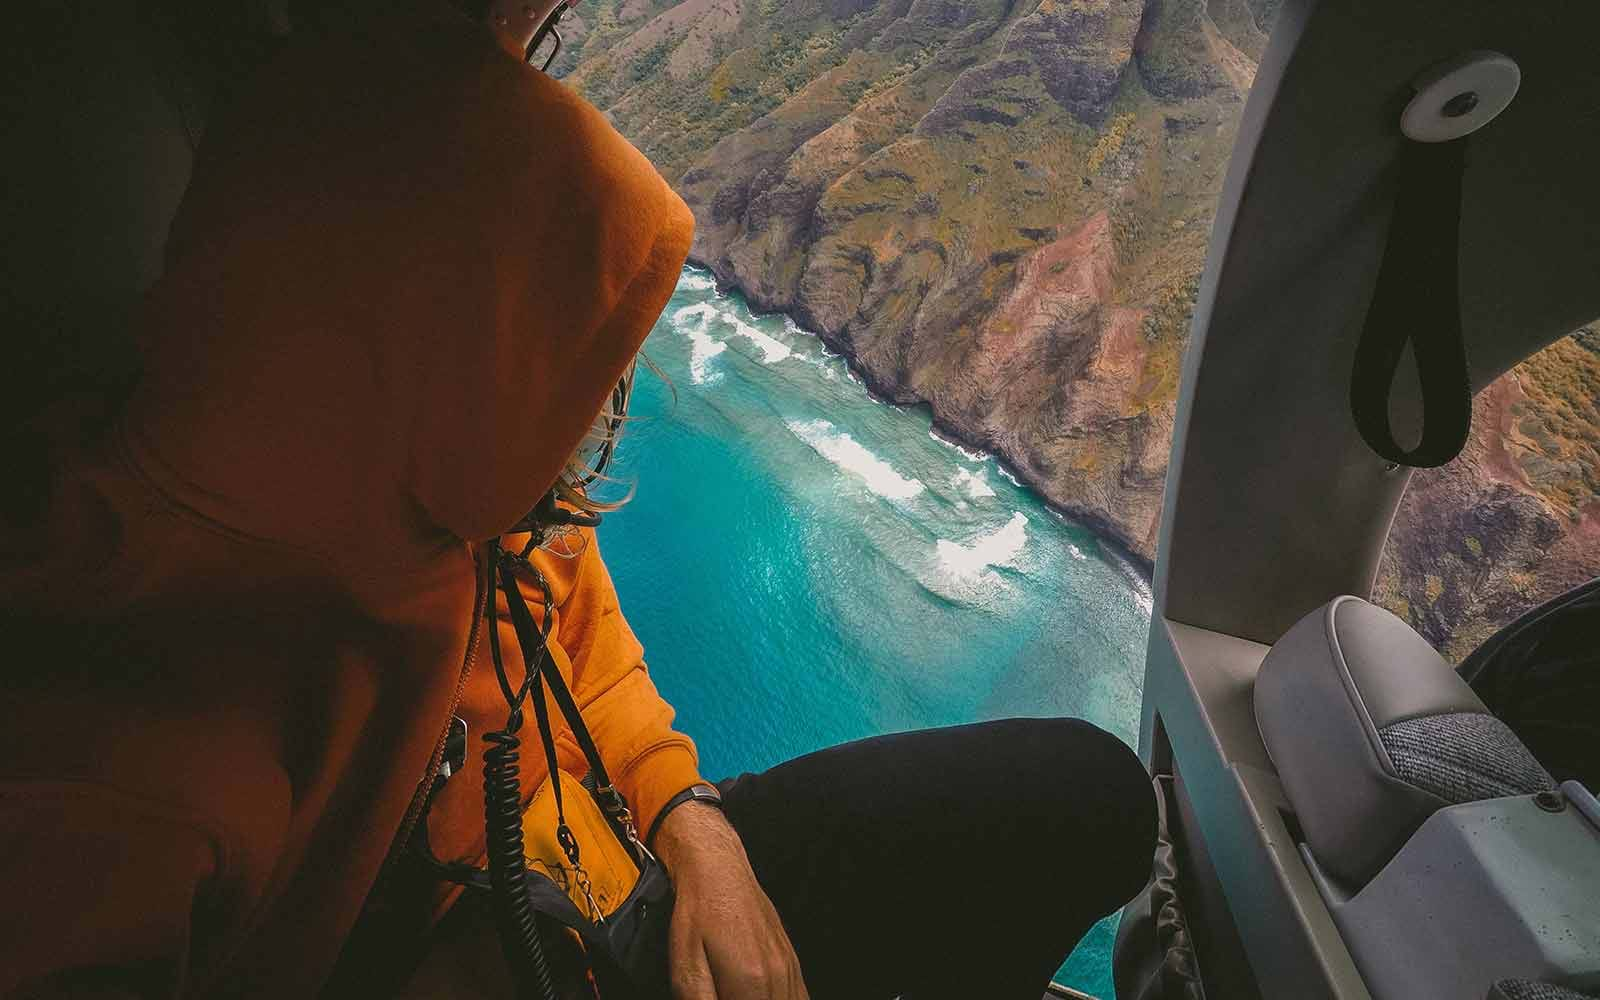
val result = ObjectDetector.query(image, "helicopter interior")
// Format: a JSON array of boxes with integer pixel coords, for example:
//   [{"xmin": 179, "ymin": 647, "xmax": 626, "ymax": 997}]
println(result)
[{"xmin": 4, "ymin": 2, "xmax": 1598, "ymax": 999}]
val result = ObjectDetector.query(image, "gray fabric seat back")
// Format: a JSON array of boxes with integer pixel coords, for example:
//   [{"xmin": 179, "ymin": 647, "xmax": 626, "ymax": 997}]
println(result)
[
  {"xmin": 1254, "ymin": 596, "xmax": 1554, "ymax": 886},
  {"xmin": 1490, "ymin": 981, "xmax": 1600, "ymax": 1000}
]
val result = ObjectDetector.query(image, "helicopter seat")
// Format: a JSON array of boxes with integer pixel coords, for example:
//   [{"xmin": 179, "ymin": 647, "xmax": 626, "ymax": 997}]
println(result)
[
  {"xmin": 1253, "ymin": 595, "xmax": 1555, "ymax": 887},
  {"xmin": 1254, "ymin": 597, "xmax": 1600, "ymax": 1000}
]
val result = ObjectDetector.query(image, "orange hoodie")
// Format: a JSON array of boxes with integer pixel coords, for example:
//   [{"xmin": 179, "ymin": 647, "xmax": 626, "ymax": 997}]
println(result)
[{"xmin": 0, "ymin": 8, "xmax": 699, "ymax": 997}]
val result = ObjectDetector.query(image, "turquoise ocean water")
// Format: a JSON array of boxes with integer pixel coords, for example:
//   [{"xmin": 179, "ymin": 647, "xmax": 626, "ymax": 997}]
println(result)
[{"xmin": 596, "ymin": 267, "xmax": 1152, "ymax": 997}]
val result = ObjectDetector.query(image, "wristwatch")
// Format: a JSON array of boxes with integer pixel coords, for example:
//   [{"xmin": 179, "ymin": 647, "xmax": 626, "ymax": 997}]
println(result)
[{"xmin": 646, "ymin": 781, "xmax": 724, "ymax": 848}]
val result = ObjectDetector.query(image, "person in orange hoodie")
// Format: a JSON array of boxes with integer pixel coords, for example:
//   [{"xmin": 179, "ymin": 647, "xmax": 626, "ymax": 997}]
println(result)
[{"xmin": 0, "ymin": 2, "xmax": 1156, "ymax": 997}]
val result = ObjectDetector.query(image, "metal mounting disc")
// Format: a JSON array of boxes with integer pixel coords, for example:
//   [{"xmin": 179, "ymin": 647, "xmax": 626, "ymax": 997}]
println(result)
[{"xmin": 1401, "ymin": 51, "xmax": 1521, "ymax": 143}]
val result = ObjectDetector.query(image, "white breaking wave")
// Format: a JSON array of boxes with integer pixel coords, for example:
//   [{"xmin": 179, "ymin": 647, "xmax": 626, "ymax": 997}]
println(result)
[
  {"xmin": 1101, "ymin": 544, "xmax": 1155, "ymax": 617},
  {"xmin": 1066, "ymin": 543, "xmax": 1087, "ymax": 561},
  {"xmin": 996, "ymin": 465, "xmax": 1025, "ymax": 488},
  {"xmin": 927, "ymin": 429, "xmax": 988, "ymax": 463},
  {"xmin": 673, "ymin": 303, "xmax": 725, "ymax": 384},
  {"xmin": 786, "ymin": 419, "xmax": 926, "ymax": 501},
  {"xmin": 685, "ymin": 329, "xmax": 726, "ymax": 384},
  {"xmin": 936, "ymin": 512, "xmax": 1029, "ymax": 579},
  {"xmin": 678, "ymin": 270, "xmax": 716, "ymax": 292},
  {"xmin": 775, "ymin": 316, "xmax": 841, "ymax": 377},
  {"xmin": 676, "ymin": 301, "xmax": 794, "ymax": 368},
  {"xmin": 725, "ymin": 315, "xmax": 793, "ymax": 364},
  {"xmin": 952, "ymin": 467, "xmax": 996, "ymax": 499}
]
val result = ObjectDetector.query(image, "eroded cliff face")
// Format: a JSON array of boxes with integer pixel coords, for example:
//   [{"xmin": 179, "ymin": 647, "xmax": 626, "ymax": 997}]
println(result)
[
  {"xmin": 1377, "ymin": 332, "xmax": 1600, "ymax": 658},
  {"xmin": 564, "ymin": 0, "xmax": 1599, "ymax": 655}
]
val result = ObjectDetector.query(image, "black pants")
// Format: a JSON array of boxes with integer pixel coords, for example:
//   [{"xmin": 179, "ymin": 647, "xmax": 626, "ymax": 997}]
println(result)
[{"xmin": 720, "ymin": 718, "xmax": 1157, "ymax": 1000}]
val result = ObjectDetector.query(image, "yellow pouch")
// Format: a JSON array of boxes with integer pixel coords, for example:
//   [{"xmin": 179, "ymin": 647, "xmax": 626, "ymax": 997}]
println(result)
[{"xmin": 523, "ymin": 770, "xmax": 642, "ymax": 922}]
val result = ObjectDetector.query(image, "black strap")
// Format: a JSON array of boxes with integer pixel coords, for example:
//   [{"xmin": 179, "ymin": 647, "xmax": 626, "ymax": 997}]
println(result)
[
  {"xmin": 495, "ymin": 554, "xmax": 615, "ymax": 790},
  {"xmin": 499, "ymin": 558, "xmax": 572, "ymax": 822},
  {"xmin": 1350, "ymin": 138, "xmax": 1473, "ymax": 468},
  {"xmin": 426, "ymin": 538, "xmax": 643, "ymax": 895},
  {"xmin": 493, "ymin": 545, "xmax": 642, "ymax": 851},
  {"xmin": 644, "ymin": 783, "xmax": 722, "ymax": 849}
]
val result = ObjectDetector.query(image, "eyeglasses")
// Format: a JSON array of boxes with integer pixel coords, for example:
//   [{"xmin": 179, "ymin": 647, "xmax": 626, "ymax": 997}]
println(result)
[{"xmin": 526, "ymin": 2, "xmax": 571, "ymax": 73}]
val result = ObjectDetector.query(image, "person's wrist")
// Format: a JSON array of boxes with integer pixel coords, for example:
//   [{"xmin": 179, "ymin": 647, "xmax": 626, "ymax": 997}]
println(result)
[
  {"xmin": 646, "ymin": 781, "xmax": 723, "ymax": 849},
  {"xmin": 652, "ymin": 798, "xmax": 740, "ymax": 874}
]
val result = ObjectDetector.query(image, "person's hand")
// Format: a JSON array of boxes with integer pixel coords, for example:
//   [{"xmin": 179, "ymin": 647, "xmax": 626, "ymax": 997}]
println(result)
[{"xmin": 651, "ymin": 801, "xmax": 809, "ymax": 1000}]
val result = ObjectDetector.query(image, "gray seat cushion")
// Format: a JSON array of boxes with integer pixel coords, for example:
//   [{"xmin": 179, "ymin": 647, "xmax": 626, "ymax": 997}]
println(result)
[{"xmin": 1254, "ymin": 597, "xmax": 1554, "ymax": 886}]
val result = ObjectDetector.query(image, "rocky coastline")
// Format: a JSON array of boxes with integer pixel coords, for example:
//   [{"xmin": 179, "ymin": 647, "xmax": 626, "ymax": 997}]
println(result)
[{"xmin": 688, "ymin": 250, "xmax": 1161, "ymax": 579}]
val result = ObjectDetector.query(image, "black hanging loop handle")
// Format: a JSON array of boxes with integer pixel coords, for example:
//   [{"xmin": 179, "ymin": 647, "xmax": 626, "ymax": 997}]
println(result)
[{"xmin": 1349, "ymin": 136, "xmax": 1473, "ymax": 468}]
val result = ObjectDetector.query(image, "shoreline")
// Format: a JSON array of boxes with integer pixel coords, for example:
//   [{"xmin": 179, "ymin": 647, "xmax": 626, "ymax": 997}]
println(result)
[{"xmin": 684, "ymin": 256, "xmax": 1157, "ymax": 586}]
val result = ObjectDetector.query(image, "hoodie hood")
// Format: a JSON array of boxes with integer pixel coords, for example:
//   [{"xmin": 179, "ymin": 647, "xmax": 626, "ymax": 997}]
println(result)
[
  {"xmin": 0, "ymin": 16, "xmax": 704, "ymax": 996},
  {"xmin": 125, "ymin": 6, "xmax": 693, "ymax": 564}
]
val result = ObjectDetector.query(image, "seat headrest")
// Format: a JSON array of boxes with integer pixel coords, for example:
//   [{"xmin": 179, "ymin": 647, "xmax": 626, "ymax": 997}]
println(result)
[{"xmin": 1254, "ymin": 596, "xmax": 1554, "ymax": 886}]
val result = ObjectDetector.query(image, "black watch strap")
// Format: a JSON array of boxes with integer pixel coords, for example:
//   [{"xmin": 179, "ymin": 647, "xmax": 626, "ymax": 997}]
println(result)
[{"xmin": 646, "ymin": 782, "xmax": 723, "ymax": 848}]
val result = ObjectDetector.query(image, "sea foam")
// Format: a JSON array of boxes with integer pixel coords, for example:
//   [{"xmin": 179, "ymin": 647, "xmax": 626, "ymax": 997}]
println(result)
[
  {"xmin": 674, "ymin": 303, "xmax": 726, "ymax": 384},
  {"xmin": 928, "ymin": 429, "xmax": 988, "ymax": 463},
  {"xmin": 678, "ymin": 270, "xmax": 717, "ymax": 292},
  {"xmin": 952, "ymin": 467, "xmax": 996, "ymax": 499},
  {"xmin": 936, "ymin": 512, "xmax": 1029, "ymax": 579},
  {"xmin": 726, "ymin": 315, "xmax": 793, "ymax": 364},
  {"xmin": 679, "ymin": 302, "xmax": 795, "ymax": 367},
  {"xmin": 786, "ymin": 419, "xmax": 926, "ymax": 501}
]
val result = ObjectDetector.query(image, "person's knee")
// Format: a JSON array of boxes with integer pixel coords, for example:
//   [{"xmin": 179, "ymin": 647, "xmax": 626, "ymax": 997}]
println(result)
[
  {"xmin": 1008, "ymin": 718, "xmax": 1158, "ymax": 906},
  {"xmin": 1084, "ymin": 726, "xmax": 1158, "ymax": 905}
]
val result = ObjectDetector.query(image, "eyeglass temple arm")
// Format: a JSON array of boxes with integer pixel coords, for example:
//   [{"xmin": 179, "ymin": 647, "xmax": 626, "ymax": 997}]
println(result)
[{"xmin": 526, "ymin": 3, "xmax": 569, "ymax": 72}]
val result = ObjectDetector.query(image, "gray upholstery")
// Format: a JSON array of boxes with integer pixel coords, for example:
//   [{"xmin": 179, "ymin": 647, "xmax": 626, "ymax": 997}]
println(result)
[
  {"xmin": 1254, "ymin": 596, "xmax": 1551, "ymax": 886},
  {"xmin": 1491, "ymin": 980, "xmax": 1599, "ymax": 1000},
  {"xmin": 1324, "ymin": 598, "xmax": 1486, "ymax": 723},
  {"xmin": 1379, "ymin": 712, "xmax": 1554, "ymax": 804}
]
